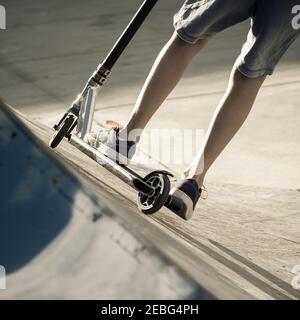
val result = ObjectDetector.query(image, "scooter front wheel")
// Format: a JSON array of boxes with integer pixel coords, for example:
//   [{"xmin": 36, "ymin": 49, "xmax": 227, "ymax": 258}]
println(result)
[
  {"xmin": 49, "ymin": 115, "xmax": 75, "ymax": 149},
  {"xmin": 137, "ymin": 172, "xmax": 170, "ymax": 215}
]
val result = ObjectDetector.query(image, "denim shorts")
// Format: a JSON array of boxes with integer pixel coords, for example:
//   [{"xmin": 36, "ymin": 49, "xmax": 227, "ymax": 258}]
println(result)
[{"xmin": 174, "ymin": 0, "xmax": 300, "ymax": 77}]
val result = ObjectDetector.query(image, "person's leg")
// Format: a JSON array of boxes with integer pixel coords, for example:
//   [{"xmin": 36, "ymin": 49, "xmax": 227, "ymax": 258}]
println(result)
[
  {"xmin": 184, "ymin": 0, "xmax": 299, "ymax": 188},
  {"xmin": 167, "ymin": 1, "xmax": 300, "ymax": 220},
  {"xmin": 120, "ymin": 32, "xmax": 208, "ymax": 141},
  {"xmin": 183, "ymin": 65, "xmax": 266, "ymax": 187}
]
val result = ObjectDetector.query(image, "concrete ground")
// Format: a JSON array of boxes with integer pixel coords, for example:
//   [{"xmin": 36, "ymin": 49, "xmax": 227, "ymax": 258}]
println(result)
[
  {"xmin": 1, "ymin": 0, "xmax": 300, "ymax": 299},
  {"xmin": 0, "ymin": 101, "xmax": 217, "ymax": 300}
]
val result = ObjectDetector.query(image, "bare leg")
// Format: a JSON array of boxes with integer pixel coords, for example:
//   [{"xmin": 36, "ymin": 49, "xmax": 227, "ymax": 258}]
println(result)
[
  {"xmin": 120, "ymin": 32, "xmax": 207, "ymax": 140},
  {"xmin": 183, "ymin": 66, "xmax": 266, "ymax": 187}
]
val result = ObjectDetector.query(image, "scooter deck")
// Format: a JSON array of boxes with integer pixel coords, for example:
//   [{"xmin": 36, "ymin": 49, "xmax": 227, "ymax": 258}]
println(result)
[{"xmin": 69, "ymin": 134, "xmax": 155, "ymax": 196}]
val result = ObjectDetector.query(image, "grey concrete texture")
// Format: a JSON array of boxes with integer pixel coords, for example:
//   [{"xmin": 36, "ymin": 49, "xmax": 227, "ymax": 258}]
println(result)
[
  {"xmin": 0, "ymin": 0, "xmax": 300, "ymax": 299},
  {"xmin": 0, "ymin": 101, "xmax": 213, "ymax": 300},
  {"xmin": 16, "ymin": 102, "xmax": 299, "ymax": 300}
]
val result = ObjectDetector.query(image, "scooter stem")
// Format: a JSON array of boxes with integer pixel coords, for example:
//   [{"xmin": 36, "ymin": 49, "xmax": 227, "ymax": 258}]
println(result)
[{"xmin": 102, "ymin": 0, "xmax": 159, "ymax": 70}]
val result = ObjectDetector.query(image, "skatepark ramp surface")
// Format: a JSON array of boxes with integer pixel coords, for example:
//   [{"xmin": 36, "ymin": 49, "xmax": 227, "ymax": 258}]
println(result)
[
  {"xmin": 1, "ymin": 0, "xmax": 299, "ymax": 301},
  {"xmin": 0, "ymin": 100, "xmax": 210, "ymax": 299},
  {"xmin": 1, "ymin": 99, "xmax": 299, "ymax": 300}
]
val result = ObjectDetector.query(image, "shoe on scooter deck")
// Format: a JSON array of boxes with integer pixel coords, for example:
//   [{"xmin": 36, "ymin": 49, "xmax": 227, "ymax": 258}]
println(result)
[
  {"xmin": 83, "ymin": 123, "xmax": 201, "ymax": 219},
  {"xmin": 69, "ymin": 132, "xmax": 173, "ymax": 215}
]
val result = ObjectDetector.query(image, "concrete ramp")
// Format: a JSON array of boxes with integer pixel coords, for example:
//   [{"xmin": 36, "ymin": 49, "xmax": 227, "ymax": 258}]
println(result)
[
  {"xmin": 0, "ymin": 100, "xmax": 211, "ymax": 299},
  {"xmin": 3, "ymin": 99, "xmax": 298, "ymax": 300}
]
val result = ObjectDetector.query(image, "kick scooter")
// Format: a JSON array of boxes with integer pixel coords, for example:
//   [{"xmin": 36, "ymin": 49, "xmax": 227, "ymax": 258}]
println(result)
[{"xmin": 49, "ymin": 0, "xmax": 175, "ymax": 215}]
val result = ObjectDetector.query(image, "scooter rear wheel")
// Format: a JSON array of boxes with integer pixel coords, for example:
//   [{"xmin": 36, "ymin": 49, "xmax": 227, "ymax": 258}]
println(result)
[
  {"xmin": 137, "ymin": 172, "xmax": 170, "ymax": 215},
  {"xmin": 49, "ymin": 115, "xmax": 75, "ymax": 149}
]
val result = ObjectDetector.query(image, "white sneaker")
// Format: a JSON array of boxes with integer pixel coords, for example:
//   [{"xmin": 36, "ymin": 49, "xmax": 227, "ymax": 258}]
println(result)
[{"xmin": 85, "ymin": 125, "xmax": 136, "ymax": 164}]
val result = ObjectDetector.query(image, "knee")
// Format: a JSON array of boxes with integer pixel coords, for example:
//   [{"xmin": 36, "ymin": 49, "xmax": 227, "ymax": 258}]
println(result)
[
  {"xmin": 171, "ymin": 32, "xmax": 208, "ymax": 51},
  {"xmin": 232, "ymin": 68, "xmax": 266, "ymax": 88}
]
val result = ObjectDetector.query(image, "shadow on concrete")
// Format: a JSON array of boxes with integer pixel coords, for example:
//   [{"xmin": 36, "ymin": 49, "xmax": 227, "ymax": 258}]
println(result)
[{"xmin": 0, "ymin": 100, "xmax": 80, "ymax": 273}]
